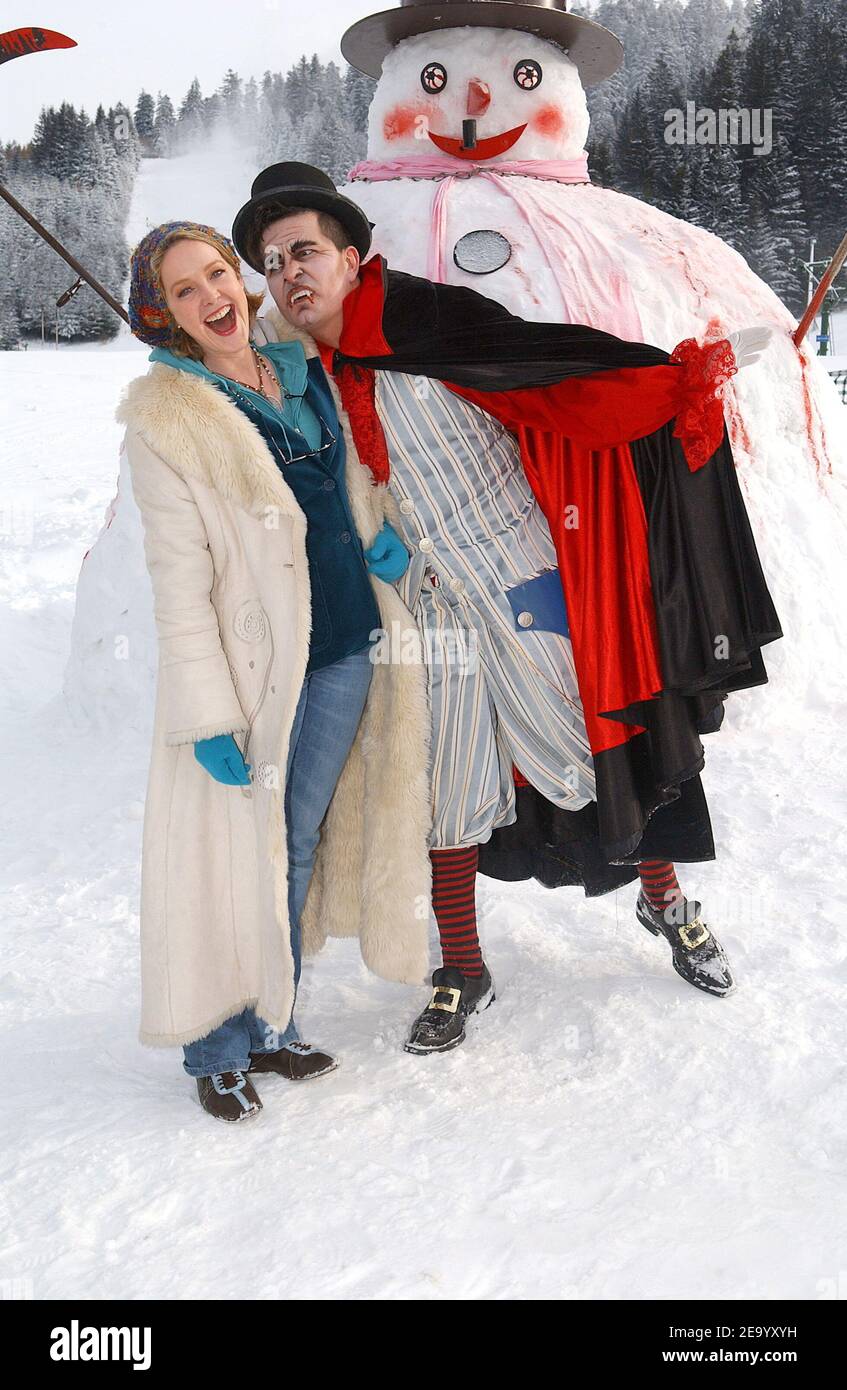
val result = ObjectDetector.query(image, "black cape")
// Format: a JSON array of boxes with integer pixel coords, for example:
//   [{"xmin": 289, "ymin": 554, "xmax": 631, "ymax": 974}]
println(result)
[{"xmin": 329, "ymin": 262, "xmax": 783, "ymax": 891}]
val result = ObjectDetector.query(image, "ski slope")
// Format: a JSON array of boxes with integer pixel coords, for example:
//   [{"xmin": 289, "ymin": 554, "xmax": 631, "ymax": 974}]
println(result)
[
  {"xmin": 120, "ymin": 136, "xmax": 271, "ymax": 331},
  {"xmin": 1, "ymin": 152, "xmax": 847, "ymax": 1302}
]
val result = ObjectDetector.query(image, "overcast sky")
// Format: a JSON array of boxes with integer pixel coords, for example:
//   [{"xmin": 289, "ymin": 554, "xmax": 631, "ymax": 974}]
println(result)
[{"xmin": 0, "ymin": 0, "xmax": 379, "ymax": 143}]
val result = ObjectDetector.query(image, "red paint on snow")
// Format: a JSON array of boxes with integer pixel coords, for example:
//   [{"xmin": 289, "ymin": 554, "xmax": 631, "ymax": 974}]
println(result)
[
  {"xmin": 382, "ymin": 102, "xmax": 438, "ymax": 142},
  {"xmin": 531, "ymin": 103, "xmax": 566, "ymax": 139},
  {"xmin": 797, "ymin": 348, "xmax": 834, "ymax": 477},
  {"xmin": 698, "ymin": 312, "xmax": 832, "ymax": 480}
]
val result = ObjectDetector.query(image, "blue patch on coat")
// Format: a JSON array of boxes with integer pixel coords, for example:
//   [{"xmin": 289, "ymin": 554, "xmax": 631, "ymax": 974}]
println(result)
[{"xmin": 506, "ymin": 569, "xmax": 570, "ymax": 638}]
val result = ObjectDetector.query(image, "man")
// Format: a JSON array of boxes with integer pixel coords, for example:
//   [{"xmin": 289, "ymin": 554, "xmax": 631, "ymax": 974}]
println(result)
[{"xmin": 233, "ymin": 163, "xmax": 782, "ymax": 1054}]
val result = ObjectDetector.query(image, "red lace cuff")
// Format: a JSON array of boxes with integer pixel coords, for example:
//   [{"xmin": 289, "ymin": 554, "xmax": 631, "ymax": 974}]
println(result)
[{"xmin": 668, "ymin": 337, "xmax": 737, "ymax": 471}]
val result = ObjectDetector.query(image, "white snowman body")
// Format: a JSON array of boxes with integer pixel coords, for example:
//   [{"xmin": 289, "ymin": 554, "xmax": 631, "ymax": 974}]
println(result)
[{"xmin": 338, "ymin": 23, "xmax": 847, "ymax": 719}]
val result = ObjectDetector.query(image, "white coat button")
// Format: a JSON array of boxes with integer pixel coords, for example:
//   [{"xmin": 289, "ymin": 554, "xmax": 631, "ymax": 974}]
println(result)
[
  {"xmin": 450, "ymin": 577, "xmax": 465, "ymax": 594},
  {"xmin": 517, "ymin": 610, "xmax": 534, "ymax": 628},
  {"xmin": 399, "ymin": 499, "xmax": 415, "ymax": 515},
  {"xmin": 418, "ymin": 537, "xmax": 434, "ymax": 553}
]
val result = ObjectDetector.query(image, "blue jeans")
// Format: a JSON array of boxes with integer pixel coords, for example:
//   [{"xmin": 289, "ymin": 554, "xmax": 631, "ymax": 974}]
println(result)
[{"xmin": 182, "ymin": 646, "xmax": 374, "ymax": 1077}]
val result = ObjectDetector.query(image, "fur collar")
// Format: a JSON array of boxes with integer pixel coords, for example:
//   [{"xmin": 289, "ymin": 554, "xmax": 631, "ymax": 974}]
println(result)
[
  {"xmin": 116, "ymin": 361, "xmax": 304, "ymax": 520},
  {"xmin": 255, "ymin": 305, "xmax": 319, "ymax": 358}
]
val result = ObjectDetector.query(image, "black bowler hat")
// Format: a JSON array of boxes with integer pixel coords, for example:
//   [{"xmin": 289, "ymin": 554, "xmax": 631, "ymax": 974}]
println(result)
[{"xmin": 232, "ymin": 162, "xmax": 373, "ymax": 273}]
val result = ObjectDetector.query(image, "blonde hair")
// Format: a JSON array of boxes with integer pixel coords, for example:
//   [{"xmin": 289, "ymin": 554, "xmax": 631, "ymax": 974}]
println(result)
[{"xmin": 152, "ymin": 228, "xmax": 265, "ymax": 360}]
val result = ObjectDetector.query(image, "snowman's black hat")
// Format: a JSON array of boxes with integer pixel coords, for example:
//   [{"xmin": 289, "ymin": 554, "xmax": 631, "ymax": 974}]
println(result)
[
  {"xmin": 232, "ymin": 162, "xmax": 373, "ymax": 273},
  {"xmin": 341, "ymin": 0, "xmax": 623, "ymax": 86}
]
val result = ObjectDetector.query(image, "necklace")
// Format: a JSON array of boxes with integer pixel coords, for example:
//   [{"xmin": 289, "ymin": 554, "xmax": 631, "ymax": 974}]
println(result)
[
  {"xmin": 251, "ymin": 344, "xmax": 280, "ymax": 402},
  {"xmin": 221, "ymin": 345, "xmax": 282, "ymax": 403}
]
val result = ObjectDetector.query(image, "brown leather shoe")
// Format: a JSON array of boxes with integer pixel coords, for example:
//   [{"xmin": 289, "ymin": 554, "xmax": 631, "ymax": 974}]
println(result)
[
  {"xmin": 248, "ymin": 1041, "xmax": 338, "ymax": 1081},
  {"xmin": 196, "ymin": 1070, "xmax": 262, "ymax": 1122}
]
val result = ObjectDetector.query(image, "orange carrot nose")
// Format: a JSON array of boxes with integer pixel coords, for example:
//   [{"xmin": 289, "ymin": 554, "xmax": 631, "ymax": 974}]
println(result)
[{"xmin": 467, "ymin": 79, "xmax": 491, "ymax": 116}]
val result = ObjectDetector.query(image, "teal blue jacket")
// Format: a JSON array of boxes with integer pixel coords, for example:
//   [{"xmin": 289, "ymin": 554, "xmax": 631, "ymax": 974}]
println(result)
[{"xmin": 151, "ymin": 341, "xmax": 379, "ymax": 673}]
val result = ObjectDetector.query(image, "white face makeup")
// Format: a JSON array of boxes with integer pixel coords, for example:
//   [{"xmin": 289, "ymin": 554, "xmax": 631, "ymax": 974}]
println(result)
[{"xmin": 261, "ymin": 210, "xmax": 360, "ymax": 338}]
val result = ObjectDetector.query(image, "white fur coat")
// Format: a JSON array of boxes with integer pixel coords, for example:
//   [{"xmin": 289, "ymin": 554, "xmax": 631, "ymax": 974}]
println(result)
[{"xmin": 119, "ymin": 338, "xmax": 432, "ymax": 1047}]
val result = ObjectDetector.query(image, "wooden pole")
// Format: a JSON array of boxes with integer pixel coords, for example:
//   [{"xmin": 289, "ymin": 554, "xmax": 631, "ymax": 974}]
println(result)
[
  {"xmin": 793, "ymin": 231, "xmax": 847, "ymax": 348},
  {"xmin": 0, "ymin": 179, "xmax": 129, "ymax": 325}
]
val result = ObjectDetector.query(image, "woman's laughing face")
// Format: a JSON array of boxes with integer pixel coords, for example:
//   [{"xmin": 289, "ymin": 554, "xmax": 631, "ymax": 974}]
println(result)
[{"xmin": 159, "ymin": 238, "xmax": 251, "ymax": 360}]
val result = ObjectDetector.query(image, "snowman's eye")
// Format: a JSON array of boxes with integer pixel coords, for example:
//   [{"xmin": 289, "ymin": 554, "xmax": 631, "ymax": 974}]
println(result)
[
  {"xmin": 421, "ymin": 62, "xmax": 447, "ymax": 94},
  {"xmin": 514, "ymin": 59, "xmax": 543, "ymax": 91}
]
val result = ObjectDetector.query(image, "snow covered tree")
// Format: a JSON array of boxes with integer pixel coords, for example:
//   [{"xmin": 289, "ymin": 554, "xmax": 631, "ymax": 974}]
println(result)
[
  {"xmin": 613, "ymin": 85, "xmax": 650, "ymax": 197},
  {"xmin": 0, "ymin": 197, "xmax": 22, "ymax": 347},
  {"xmin": 242, "ymin": 78, "xmax": 259, "ymax": 140},
  {"xmin": 108, "ymin": 103, "xmax": 142, "ymax": 180},
  {"xmin": 258, "ymin": 101, "xmax": 295, "ymax": 167},
  {"xmin": 284, "ymin": 55, "xmax": 321, "ymax": 121},
  {"xmin": 201, "ymin": 93, "xmax": 224, "ymax": 132},
  {"xmin": 743, "ymin": 133, "xmax": 809, "ymax": 310},
  {"xmin": 153, "ymin": 93, "xmax": 176, "ymax": 157},
  {"xmin": 134, "ymin": 91, "xmax": 156, "ymax": 146},
  {"xmin": 219, "ymin": 69, "xmax": 243, "ymax": 125},
  {"xmin": 31, "ymin": 104, "xmax": 90, "ymax": 182},
  {"xmin": 344, "ymin": 66, "xmax": 377, "ymax": 138},
  {"xmin": 793, "ymin": 0, "xmax": 847, "ymax": 260},
  {"xmin": 176, "ymin": 78, "xmax": 204, "ymax": 149},
  {"xmin": 637, "ymin": 52, "xmax": 691, "ymax": 217}
]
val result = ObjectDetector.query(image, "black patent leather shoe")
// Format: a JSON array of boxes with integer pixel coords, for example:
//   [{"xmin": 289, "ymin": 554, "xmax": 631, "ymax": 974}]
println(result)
[
  {"xmin": 636, "ymin": 892, "xmax": 735, "ymax": 997},
  {"xmin": 404, "ymin": 965, "xmax": 496, "ymax": 1055}
]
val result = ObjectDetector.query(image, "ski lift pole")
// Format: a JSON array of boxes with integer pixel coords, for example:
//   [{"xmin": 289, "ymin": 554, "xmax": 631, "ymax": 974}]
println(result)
[
  {"xmin": 793, "ymin": 231, "xmax": 847, "ymax": 349},
  {"xmin": 0, "ymin": 182, "xmax": 129, "ymax": 325}
]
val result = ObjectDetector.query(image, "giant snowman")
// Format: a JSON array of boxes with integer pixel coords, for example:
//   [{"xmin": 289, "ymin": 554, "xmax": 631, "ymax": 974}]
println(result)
[
  {"xmin": 66, "ymin": 0, "xmax": 846, "ymax": 731},
  {"xmin": 338, "ymin": 1, "xmax": 843, "ymax": 476}
]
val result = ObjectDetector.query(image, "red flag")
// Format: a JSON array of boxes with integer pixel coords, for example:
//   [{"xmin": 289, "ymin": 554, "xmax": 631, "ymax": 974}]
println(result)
[{"xmin": 0, "ymin": 27, "xmax": 77, "ymax": 67}]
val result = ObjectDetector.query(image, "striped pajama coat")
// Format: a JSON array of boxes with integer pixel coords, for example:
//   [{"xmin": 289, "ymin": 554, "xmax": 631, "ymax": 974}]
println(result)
[{"xmin": 377, "ymin": 369, "xmax": 597, "ymax": 849}]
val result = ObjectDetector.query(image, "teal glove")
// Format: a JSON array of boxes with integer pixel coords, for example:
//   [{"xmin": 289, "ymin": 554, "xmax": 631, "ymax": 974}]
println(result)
[
  {"xmin": 364, "ymin": 521, "xmax": 410, "ymax": 582},
  {"xmin": 194, "ymin": 734, "xmax": 251, "ymax": 786}
]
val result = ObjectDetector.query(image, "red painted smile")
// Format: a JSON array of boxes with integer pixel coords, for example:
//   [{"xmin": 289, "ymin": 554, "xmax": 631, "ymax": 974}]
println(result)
[{"xmin": 428, "ymin": 123, "xmax": 527, "ymax": 160}]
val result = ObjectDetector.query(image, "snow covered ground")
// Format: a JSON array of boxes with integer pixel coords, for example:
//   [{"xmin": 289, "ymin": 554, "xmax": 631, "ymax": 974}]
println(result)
[
  {"xmin": 2, "ymin": 343, "xmax": 846, "ymax": 1302},
  {"xmin": 2, "ymin": 146, "xmax": 847, "ymax": 1302}
]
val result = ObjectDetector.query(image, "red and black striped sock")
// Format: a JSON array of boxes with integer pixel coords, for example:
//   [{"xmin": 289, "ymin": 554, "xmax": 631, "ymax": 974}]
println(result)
[
  {"xmin": 638, "ymin": 859, "xmax": 684, "ymax": 915},
  {"xmin": 429, "ymin": 846, "xmax": 484, "ymax": 979}
]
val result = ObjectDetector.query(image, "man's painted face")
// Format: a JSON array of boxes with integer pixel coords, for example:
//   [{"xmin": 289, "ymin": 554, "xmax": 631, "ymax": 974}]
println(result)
[{"xmin": 261, "ymin": 210, "xmax": 359, "ymax": 334}]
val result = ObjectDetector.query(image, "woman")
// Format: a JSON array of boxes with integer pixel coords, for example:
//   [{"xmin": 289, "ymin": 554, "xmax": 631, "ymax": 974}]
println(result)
[{"xmin": 123, "ymin": 221, "xmax": 433, "ymax": 1122}]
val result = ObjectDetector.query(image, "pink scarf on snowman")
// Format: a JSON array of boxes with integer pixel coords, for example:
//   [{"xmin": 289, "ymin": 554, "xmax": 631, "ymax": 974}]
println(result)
[{"xmin": 348, "ymin": 153, "xmax": 646, "ymax": 340}]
